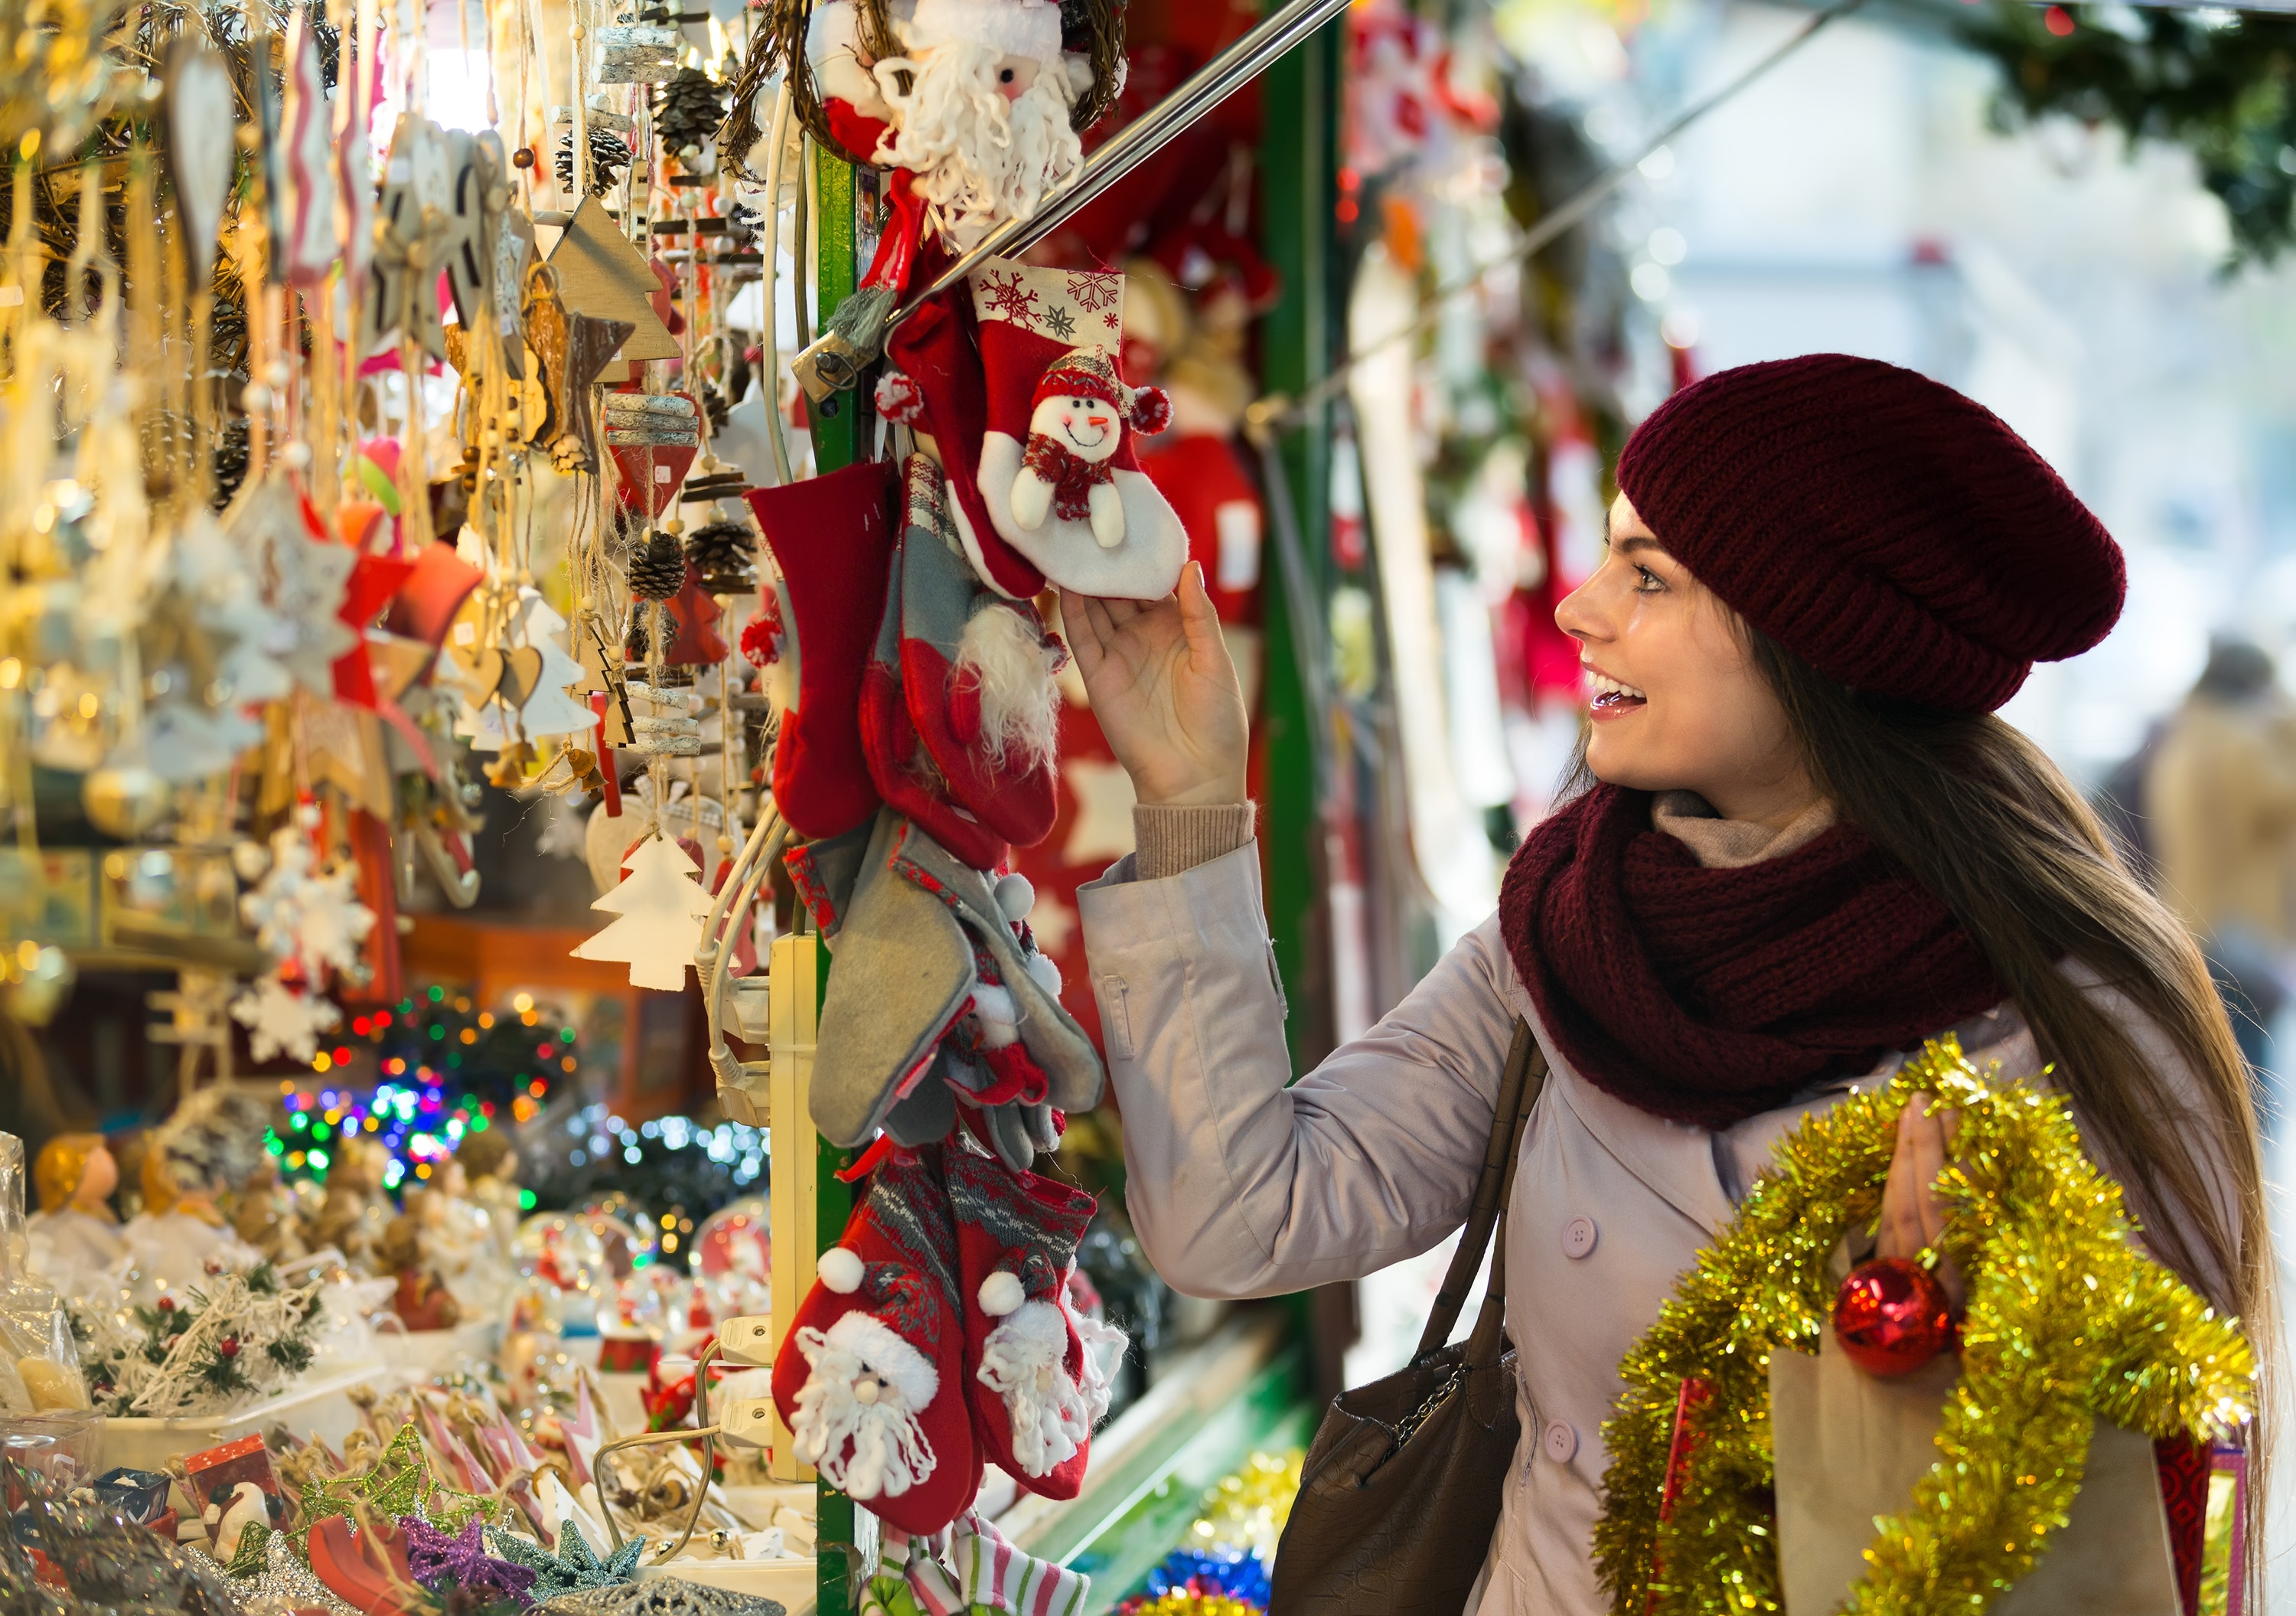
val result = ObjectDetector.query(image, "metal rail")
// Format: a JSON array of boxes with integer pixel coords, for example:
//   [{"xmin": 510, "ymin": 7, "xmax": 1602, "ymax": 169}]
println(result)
[{"xmin": 791, "ymin": 0, "xmax": 1355, "ymax": 395}]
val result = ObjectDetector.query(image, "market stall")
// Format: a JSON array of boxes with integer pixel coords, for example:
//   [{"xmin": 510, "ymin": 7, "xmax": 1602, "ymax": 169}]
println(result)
[
  {"xmin": 1, "ymin": 0, "xmax": 2275, "ymax": 1611},
  {"xmin": 0, "ymin": 0, "xmax": 1357, "ymax": 1610}
]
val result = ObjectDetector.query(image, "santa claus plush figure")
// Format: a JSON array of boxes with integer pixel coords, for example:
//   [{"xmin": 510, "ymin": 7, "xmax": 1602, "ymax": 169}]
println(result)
[
  {"xmin": 871, "ymin": 0, "xmax": 1087, "ymax": 250},
  {"xmin": 1013, "ymin": 351, "xmax": 1172, "ymax": 549}
]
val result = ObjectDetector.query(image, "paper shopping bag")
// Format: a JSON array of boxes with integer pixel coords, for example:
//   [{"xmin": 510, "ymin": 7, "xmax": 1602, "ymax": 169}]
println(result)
[{"xmin": 1770, "ymin": 1323, "xmax": 2180, "ymax": 1615}]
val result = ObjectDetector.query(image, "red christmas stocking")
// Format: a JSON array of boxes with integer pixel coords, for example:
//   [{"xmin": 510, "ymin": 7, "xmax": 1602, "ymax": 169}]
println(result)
[
  {"xmin": 940, "ymin": 1145, "xmax": 1108, "ymax": 1500},
  {"xmin": 746, "ymin": 459, "xmax": 900, "ymax": 840},
  {"xmin": 967, "ymin": 256, "xmax": 1187, "ymax": 600},
  {"xmin": 772, "ymin": 1146, "xmax": 982, "ymax": 1535},
  {"xmin": 859, "ymin": 524, "xmax": 1011, "ymax": 873},
  {"xmin": 899, "ymin": 455, "xmax": 1059, "ymax": 852},
  {"xmin": 882, "ymin": 254, "xmax": 1047, "ymax": 602}
]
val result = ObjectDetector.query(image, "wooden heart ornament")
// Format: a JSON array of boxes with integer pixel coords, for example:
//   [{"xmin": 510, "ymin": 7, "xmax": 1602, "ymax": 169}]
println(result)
[{"xmin": 496, "ymin": 646, "xmax": 547, "ymax": 709}]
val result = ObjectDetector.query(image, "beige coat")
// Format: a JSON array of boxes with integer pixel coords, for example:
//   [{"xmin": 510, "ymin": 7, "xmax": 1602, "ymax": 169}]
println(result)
[
  {"xmin": 2148, "ymin": 694, "xmax": 2296, "ymax": 948},
  {"xmin": 1077, "ymin": 815, "xmax": 2237, "ymax": 1615}
]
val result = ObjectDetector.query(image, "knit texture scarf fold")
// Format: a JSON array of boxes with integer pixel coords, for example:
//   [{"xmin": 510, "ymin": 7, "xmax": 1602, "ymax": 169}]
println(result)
[{"xmin": 1496, "ymin": 784, "xmax": 2004, "ymax": 1128}]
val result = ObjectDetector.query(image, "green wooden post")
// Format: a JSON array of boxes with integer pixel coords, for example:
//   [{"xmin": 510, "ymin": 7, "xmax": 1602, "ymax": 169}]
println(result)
[
  {"xmin": 811, "ymin": 139, "xmax": 862, "ymax": 1616},
  {"xmin": 1257, "ymin": 8, "xmax": 1342, "ymax": 1073},
  {"xmin": 811, "ymin": 146, "xmax": 863, "ymax": 478}
]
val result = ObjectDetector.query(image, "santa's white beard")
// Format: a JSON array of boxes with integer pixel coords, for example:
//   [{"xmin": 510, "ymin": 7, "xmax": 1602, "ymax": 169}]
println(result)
[
  {"xmin": 790, "ymin": 1327, "xmax": 938, "ymax": 1499},
  {"xmin": 976, "ymin": 1298, "xmax": 1091, "ymax": 1477},
  {"xmin": 873, "ymin": 41, "xmax": 1083, "ymax": 249},
  {"xmin": 954, "ymin": 604, "xmax": 1061, "ymax": 772}
]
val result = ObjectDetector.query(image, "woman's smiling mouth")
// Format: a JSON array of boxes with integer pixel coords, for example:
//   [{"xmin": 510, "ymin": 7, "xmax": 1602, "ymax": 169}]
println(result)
[{"xmin": 1586, "ymin": 667, "xmax": 1648, "ymax": 719}]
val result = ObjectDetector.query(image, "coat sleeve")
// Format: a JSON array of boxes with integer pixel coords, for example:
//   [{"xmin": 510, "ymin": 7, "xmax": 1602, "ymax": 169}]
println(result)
[{"xmin": 1076, "ymin": 841, "xmax": 1521, "ymax": 1300}]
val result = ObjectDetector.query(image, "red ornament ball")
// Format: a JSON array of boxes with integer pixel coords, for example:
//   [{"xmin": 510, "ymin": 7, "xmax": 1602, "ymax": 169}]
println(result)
[
  {"xmin": 1831, "ymin": 1256, "xmax": 1955, "ymax": 1376},
  {"xmin": 156, "ymin": 1298, "xmax": 176, "ymax": 1312},
  {"xmin": 218, "ymin": 1336, "xmax": 241, "ymax": 1358}
]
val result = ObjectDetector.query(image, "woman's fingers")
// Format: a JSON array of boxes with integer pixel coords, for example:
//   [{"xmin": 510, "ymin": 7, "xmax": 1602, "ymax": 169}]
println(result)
[
  {"xmin": 1176, "ymin": 563, "xmax": 1226, "ymax": 673},
  {"xmin": 1058, "ymin": 589, "xmax": 1107, "ymax": 676},
  {"xmin": 1910, "ymin": 1099, "xmax": 1954, "ymax": 1249},
  {"xmin": 1877, "ymin": 1103, "xmax": 1922, "ymax": 1259},
  {"xmin": 1097, "ymin": 596, "xmax": 1146, "ymax": 631}
]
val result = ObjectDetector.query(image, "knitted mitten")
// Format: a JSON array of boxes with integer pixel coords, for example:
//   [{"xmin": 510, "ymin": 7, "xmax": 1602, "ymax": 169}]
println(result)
[
  {"xmin": 941, "ymin": 1146, "xmax": 1113, "ymax": 1500},
  {"xmin": 859, "ymin": 518, "xmax": 1009, "ymax": 873},
  {"xmin": 899, "ymin": 455, "xmax": 1059, "ymax": 853}
]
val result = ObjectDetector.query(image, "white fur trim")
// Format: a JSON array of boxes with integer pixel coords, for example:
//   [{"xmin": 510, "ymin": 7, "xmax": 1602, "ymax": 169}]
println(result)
[
  {"xmin": 905, "ymin": 0, "xmax": 1062, "ymax": 64},
  {"xmin": 994, "ymin": 873, "xmax": 1035, "ymax": 923},
  {"xmin": 977, "ymin": 434, "xmax": 1189, "ymax": 599},
  {"xmin": 825, "ymin": 1309, "xmax": 940, "ymax": 1412},
  {"xmin": 976, "ymin": 1298, "xmax": 1088, "ymax": 1476},
  {"xmin": 956, "ymin": 607, "xmax": 1060, "ymax": 771},
  {"xmin": 807, "ymin": 1, "xmax": 860, "ymax": 64},
  {"xmin": 1022, "ymin": 948, "xmax": 1062, "ymax": 999},
  {"xmin": 978, "ymin": 1270, "xmax": 1026, "ymax": 1317},
  {"xmin": 807, "ymin": 2, "xmax": 888, "ymax": 114},
  {"xmin": 818, "ymin": 1246, "xmax": 866, "ymax": 1294}
]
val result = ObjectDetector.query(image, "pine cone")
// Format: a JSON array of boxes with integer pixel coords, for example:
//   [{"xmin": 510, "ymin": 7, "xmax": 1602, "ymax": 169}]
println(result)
[
  {"xmin": 625, "ymin": 600, "xmax": 652, "ymax": 661},
  {"xmin": 700, "ymin": 383, "xmax": 731, "ymax": 434},
  {"xmin": 210, "ymin": 414, "xmax": 250, "ymax": 511},
  {"xmin": 556, "ymin": 129, "xmax": 631, "ymax": 197},
  {"xmin": 654, "ymin": 67, "xmax": 727, "ymax": 158},
  {"xmin": 628, "ymin": 528, "xmax": 688, "ymax": 600},
  {"xmin": 684, "ymin": 520, "xmax": 758, "ymax": 593}
]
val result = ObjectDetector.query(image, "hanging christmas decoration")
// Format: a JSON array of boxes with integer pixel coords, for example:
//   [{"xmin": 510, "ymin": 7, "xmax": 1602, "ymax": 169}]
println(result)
[{"xmin": 572, "ymin": 833, "xmax": 716, "ymax": 991}]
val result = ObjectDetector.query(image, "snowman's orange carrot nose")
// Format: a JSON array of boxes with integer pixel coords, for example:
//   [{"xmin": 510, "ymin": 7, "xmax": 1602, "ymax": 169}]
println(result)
[{"xmin": 1088, "ymin": 416, "xmax": 1110, "ymax": 427}]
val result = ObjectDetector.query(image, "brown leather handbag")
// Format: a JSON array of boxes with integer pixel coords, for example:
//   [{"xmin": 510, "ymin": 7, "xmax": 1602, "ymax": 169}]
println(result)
[{"xmin": 1270, "ymin": 1019, "xmax": 1547, "ymax": 1614}]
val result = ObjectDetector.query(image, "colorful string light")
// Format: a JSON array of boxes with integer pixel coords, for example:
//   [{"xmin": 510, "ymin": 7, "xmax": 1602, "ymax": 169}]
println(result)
[{"xmin": 264, "ymin": 987, "xmax": 576, "ymax": 1190}]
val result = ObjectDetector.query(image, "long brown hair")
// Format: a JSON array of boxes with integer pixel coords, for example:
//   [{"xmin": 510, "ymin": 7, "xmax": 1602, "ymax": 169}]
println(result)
[{"xmin": 1744, "ymin": 629, "xmax": 2274, "ymax": 1595}]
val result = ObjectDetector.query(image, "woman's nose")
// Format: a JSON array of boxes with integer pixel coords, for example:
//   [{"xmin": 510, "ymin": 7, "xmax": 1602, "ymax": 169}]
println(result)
[{"xmin": 1555, "ymin": 576, "xmax": 1602, "ymax": 643}]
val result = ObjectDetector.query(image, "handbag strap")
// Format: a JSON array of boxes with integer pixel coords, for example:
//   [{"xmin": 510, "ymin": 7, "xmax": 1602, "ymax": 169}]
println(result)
[{"xmin": 1413, "ymin": 1018, "xmax": 1547, "ymax": 1363}]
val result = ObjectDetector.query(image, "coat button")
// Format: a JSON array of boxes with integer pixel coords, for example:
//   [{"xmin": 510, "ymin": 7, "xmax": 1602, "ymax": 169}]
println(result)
[
  {"xmin": 1562, "ymin": 1216, "xmax": 1599, "ymax": 1259},
  {"xmin": 1544, "ymin": 1421, "xmax": 1578, "ymax": 1464}
]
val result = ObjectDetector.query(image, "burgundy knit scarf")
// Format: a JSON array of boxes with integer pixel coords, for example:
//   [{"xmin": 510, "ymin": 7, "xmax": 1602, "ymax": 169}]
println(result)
[{"xmin": 1496, "ymin": 785, "xmax": 2004, "ymax": 1128}]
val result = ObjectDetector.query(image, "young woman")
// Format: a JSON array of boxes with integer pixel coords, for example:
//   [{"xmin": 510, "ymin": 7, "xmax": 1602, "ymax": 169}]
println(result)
[{"xmin": 1060, "ymin": 354, "xmax": 2268, "ymax": 1614}]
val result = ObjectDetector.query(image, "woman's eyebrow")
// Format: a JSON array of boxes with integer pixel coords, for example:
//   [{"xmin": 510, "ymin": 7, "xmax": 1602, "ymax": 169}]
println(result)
[{"xmin": 1616, "ymin": 534, "xmax": 1666, "ymax": 557}]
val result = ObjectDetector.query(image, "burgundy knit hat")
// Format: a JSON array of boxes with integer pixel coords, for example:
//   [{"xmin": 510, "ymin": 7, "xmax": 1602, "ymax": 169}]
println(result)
[{"xmin": 1613, "ymin": 354, "xmax": 2125, "ymax": 713}]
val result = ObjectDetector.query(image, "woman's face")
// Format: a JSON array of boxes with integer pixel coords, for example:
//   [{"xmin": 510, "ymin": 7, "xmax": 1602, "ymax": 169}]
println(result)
[{"xmin": 1555, "ymin": 495, "xmax": 1818, "ymax": 827}]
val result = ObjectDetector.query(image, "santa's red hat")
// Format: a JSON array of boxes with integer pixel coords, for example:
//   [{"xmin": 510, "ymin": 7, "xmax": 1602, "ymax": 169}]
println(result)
[{"xmin": 1032, "ymin": 350, "xmax": 1172, "ymax": 437}]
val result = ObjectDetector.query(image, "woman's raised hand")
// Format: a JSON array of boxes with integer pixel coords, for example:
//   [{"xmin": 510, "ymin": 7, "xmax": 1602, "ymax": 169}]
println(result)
[{"xmin": 1060, "ymin": 563, "xmax": 1250, "ymax": 808}]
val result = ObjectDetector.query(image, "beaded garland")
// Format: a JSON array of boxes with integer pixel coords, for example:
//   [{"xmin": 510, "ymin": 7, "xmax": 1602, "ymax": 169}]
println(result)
[{"xmin": 1593, "ymin": 1039, "xmax": 2254, "ymax": 1616}]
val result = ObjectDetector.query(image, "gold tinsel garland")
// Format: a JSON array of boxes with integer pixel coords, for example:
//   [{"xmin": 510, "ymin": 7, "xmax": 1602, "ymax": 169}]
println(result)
[{"xmin": 1592, "ymin": 1038, "xmax": 2254, "ymax": 1616}]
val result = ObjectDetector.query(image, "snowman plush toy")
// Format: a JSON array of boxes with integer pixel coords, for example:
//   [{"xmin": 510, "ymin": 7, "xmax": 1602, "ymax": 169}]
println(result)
[{"xmin": 1010, "ymin": 351, "xmax": 1172, "ymax": 550}]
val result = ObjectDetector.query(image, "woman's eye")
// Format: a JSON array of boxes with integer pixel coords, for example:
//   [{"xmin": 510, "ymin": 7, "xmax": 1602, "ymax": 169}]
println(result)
[{"xmin": 1633, "ymin": 565, "xmax": 1664, "ymax": 593}]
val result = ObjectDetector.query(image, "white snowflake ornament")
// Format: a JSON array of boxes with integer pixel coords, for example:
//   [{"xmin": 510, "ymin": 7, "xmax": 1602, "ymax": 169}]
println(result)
[
  {"xmin": 230, "ymin": 974, "xmax": 343, "ymax": 1063},
  {"xmin": 237, "ymin": 824, "xmax": 376, "ymax": 978}
]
